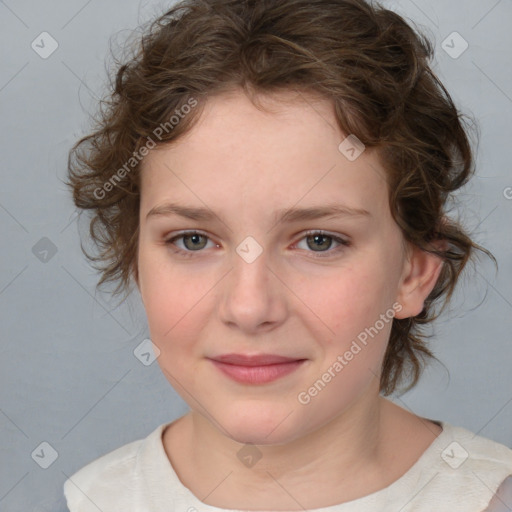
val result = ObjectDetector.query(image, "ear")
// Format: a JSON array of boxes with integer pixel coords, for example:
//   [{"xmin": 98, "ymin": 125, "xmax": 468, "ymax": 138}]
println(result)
[{"xmin": 394, "ymin": 240, "xmax": 446, "ymax": 319}]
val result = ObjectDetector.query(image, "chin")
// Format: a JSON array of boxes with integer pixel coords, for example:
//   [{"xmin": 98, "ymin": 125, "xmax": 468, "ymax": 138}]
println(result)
[{"xmin": 219, "ymin": 402, "xmax": 306, "ymax": 446}]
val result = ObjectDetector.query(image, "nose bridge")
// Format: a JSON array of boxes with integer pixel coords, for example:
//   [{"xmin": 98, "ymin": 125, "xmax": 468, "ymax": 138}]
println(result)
[
  {"xmin": 230, "ymin": 233, "xmax": 273, "ymax": 299},
  {"xmin": 218, "ymin": 233, "xmax": 287, "ymax": 331}
]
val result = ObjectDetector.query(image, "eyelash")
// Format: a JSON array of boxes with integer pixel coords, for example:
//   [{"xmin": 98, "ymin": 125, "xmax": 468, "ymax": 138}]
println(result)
[{"xmin": 164, "ymin": 230, "xmax": 351, "ymax": 259}]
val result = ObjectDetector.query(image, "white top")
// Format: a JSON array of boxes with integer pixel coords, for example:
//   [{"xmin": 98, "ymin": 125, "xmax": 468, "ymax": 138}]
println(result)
[{"xmin": 63, "ymin": 420, "xmax": 512, "ymax": 512}]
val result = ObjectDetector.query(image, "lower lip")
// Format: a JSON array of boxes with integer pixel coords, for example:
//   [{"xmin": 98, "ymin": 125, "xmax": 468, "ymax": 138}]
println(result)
[{"xmin": 210, "ymin": 360, "xmax": 306, "ymax": 384}]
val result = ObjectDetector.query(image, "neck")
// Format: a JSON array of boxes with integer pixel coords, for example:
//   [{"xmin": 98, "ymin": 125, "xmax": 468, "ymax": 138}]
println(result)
[
  {"xmin": 193, "ymin": 389, "xmax": 383, "ymax": 480},
  {"xmin": 164, "ymin": 386, "xmax": 409, "ymax": 509}
]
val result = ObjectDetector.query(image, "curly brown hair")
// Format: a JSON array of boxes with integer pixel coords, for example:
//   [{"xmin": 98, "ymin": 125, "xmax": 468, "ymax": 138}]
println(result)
[{"xmin": 65, "ymin": 0, "xmax": 495, "ymax": 396}]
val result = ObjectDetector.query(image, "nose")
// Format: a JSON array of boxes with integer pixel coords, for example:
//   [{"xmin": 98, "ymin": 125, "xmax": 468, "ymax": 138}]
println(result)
[{"xmin": 217, "ymin": 242, "xmax": 288, "ymax": 334}]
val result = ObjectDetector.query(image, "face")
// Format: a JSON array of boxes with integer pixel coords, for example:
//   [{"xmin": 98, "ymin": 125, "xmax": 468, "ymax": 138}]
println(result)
[{"xmin": 136, "ymin": 88, "xmax": 428, "ymax": 445}]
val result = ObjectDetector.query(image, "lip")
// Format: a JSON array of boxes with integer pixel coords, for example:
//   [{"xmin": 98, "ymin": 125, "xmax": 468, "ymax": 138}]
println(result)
[
  {"xmin": 210, "ymin": 353, "xmax": 303, "ymax": 366},
  {"xmin": 208, "ymin": 353, "xmax": 307, "ymax": 384}
]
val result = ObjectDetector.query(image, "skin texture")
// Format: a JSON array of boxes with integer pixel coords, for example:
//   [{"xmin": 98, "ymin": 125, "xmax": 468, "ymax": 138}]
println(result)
[
  {"xmin": 483, "ymin": 476, "xmax": 512, "ymax": 511},
  {"xmin": 135, "ymin": 88, "xmax": 445, "ymax": 509}
]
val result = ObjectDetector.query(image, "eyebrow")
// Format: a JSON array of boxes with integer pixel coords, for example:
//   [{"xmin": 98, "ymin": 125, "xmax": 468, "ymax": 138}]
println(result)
[{"xmin": 146, "ymin": 202, "xmax": 371, "ymax": 224}]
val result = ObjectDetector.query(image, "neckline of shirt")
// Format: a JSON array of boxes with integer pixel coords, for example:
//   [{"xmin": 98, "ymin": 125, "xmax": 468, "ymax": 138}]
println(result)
[{"xmin": 140, "ymin": 418, "xmax": 453, "ymax": 511}]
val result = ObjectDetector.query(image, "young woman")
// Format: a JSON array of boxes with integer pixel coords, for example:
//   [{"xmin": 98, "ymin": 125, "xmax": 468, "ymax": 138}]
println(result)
[{"xmin": 63, "ymin": 1, "xmax": 512, "ymax": 510}]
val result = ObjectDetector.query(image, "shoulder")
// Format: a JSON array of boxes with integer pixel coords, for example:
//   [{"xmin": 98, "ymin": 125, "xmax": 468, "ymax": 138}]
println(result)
[
  {"xmin": 484, "ymin": 475, "xmax": 512, "ymax": 511},
  {"xmin": 439, "ymin": 422, "xmax": 512, "ymax": 473},
  {"xmin": 63, "ymin": 423, "xmax": 168, "ymax": 512},
  {"xmin": 416, "ymin": 421, "xmax": 512, "ymax": 510}
]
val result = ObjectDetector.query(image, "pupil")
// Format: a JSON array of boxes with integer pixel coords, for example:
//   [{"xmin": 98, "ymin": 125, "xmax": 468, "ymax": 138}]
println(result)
[
  {"xmin": 185, "ymin": 234, "xmax": 204, "ymax": 250},
  {"xmin": 311, "ymin": 234, "xmax": 330, "ymax": 251}
]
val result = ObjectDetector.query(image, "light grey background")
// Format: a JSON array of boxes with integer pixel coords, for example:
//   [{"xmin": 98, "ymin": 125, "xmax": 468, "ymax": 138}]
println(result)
[{"xmin": 0, "ymin": 0, "xmax": 511, "ymax": 510}]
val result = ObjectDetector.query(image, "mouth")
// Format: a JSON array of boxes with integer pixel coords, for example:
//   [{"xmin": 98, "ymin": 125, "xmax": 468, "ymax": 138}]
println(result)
[{"xmin": 207, "ymin": 353, "xmax": 307, "ymax": 385}]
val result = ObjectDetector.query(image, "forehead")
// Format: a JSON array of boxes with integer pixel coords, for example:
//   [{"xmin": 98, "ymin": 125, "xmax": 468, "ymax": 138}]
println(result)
[{"xmin": 139, "ymin": 88, "xmax": 389, "ymax": 219}]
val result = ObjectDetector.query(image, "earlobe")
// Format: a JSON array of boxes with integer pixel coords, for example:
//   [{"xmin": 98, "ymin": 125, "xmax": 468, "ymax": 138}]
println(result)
[{"xmin": 394, "ymin": 241, "xmax": 445, "ymax": 319}]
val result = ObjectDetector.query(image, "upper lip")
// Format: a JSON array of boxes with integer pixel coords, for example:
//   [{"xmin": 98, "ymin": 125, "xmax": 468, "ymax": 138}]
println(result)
[{"xmin": 209, "ymin": 353, "xmax": 305, "ymax": 366}]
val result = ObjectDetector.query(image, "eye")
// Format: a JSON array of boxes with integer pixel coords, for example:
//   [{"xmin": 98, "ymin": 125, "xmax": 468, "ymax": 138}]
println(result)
[
  {"xmin": 164, "ymin": 231, "xmax": 218, "ymax": 258},
  {"xmin": 164, "ymin": 230, "xmax": 350, "ymax": 259},
  {"xmin": 294, "ymin": 230, "xmax": 350, "ymax": 258}
]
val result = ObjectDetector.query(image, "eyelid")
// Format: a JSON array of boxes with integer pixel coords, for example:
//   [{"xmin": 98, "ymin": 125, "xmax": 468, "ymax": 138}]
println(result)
[
  {"xmin": 164, "ymin": 230, "xmax": 218, "ymax": 256},
  {"xmin": 164, "ymin": 229, "xmax": 350, "ymax": 259},
  {"xmin": 293, "ymin": 230, "xmax": 350, "ymax": 258}
]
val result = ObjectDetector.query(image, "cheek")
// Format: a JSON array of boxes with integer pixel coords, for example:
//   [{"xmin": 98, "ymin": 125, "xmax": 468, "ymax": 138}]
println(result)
[
  {"xmin": 140, "ymin": 269, "xmax": 213, "ymax": 387},
  {"xmin": 295, "ymin": 261, "xmax": 397, "ymax": 339},
  {"xmin": 138, "ymin": 249, "xmax": 213, "ymax": 347},
  {"xmin": 292, "ymin": 259, "xmax": 398, "ymax": 390},
  {"xmin": 295, "ymin": 272, "xmax": 395, "ymax": 413}
]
